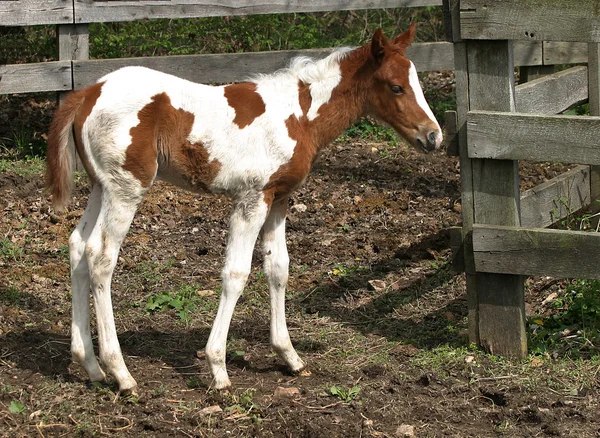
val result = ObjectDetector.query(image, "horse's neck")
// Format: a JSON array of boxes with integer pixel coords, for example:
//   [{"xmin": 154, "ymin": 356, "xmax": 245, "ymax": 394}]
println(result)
[{"xmin": 308, "ymin": 45, "xmax": 374, "ymax": 149}]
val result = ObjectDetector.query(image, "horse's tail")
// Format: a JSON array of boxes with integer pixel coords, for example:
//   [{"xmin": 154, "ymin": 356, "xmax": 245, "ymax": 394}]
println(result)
[{"xmin": 46, "ymin": 90, "xmax": 86, "ymax": 211}]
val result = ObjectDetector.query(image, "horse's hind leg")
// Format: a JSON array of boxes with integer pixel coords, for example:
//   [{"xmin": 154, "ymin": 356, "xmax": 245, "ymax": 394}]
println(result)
[
  {"xmin": 70, "ymin": 184, "xmax": 106, "ymax": 382},
  {"xmin": 85, "ymin": 186, "xmax": 144, "ymax": 394}
]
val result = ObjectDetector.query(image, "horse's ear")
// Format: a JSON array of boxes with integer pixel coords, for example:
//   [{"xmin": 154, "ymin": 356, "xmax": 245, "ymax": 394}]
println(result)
[
  {"xmin": 371, "ymin": 28, "xmax": 388, "ymax": 63},
  {"xmin": 393, "ymin": 22, "xmax": 417, "ymax": 49}
]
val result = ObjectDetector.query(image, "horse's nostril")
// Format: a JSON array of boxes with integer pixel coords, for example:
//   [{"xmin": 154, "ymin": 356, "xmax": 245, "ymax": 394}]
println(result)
[{"xmin": 427, "ymin": 131, "xmax": 437, "ymax": 146}]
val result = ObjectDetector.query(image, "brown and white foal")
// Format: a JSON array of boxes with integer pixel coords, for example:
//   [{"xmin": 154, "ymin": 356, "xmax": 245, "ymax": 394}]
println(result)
[{"xmin": 46, "ymin": 25, "xmax": 441, "ymax": 393}]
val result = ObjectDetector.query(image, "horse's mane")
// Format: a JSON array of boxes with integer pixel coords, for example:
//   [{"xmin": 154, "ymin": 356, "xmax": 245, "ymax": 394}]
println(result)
[{"xmin": 251, "ymin": 47, "xmax": 354, "ymax": 85}]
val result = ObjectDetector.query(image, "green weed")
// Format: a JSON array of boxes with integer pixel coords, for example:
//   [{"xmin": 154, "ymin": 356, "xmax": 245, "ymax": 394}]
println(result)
[
  {"xmin": 8, "ymin": 400, "xmax": 25, "ymax": 415},
  {"xmin": 145, "ymin": 284, "xmax": 208, "ymax": 324},
  {"xmin": 529, "ymin": 279, "xmax": 600, "ymax": 358},
  {"xmin": 341, "ymin": 117, "xmax": 401, "ymax": 146},
  {"xmin": 0, "ymin": 238, "xmax": 24, "ymax": 262},
  {"xmin": 328, "ymin": 384, "xmax": 361, "ymax": 403},
  {"xmin": 224, "ymin": 388, "xmax": 259, "ymax": 416}
]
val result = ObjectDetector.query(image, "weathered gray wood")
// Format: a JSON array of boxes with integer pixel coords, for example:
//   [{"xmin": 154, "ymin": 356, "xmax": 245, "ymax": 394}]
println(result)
[
  {"xmin": 0, "ymin": 0, "xmax": 72, "ymax": 26},
  {"xmin": 58, "ymin": 24, "xmax": 89, "ymax": 64},
  {"xmin": 520, "ymin": 165, "xmax": 592, "ymax": 229},
  {"xmin": 74, "ymin": 0, "xmax": 442, "ymax": 23},
  {"xmin": 473, "ymin": 224, "xmax": 600, "ymax": 280},
  {"xmin": 444, "ymin": 110, "xmax": 458, "ymax": 156},
  {"xmin": 543, "ymin": 42, "xmax": 588, "ymax": 65},
  {"xmin": 514, "ymin": 41, "xmax": 543, "ymax": 67},
  {"xmin": 0, "ymin": 62, "xmax": 72, "ymax": 94},
  {"xmin": 408, "ymin": 42, "xmax": 454, "ymax": 72},
  {"xmin": 467, "ymin": 40, "xmax": 526, "ymax": 359},
  {"xmin": 460, "ymin": 0, "xmax": 600, "ymax": 42},
  {"xmin": 74, "ymin": 49, "xmax": 335, "ymax": 88},
  {"xmin": 518, "ymin": 65, "xmax": 554, "ymax": 84},
  {"xmin": 58, "ymin": 24, "xmax": 89, "ymax": 170},
  {"xmin": 73, "ymin": 42, "xmax": 453, "ymax": 88},
  {"xmin": 515, "ymin": 66, "xmax": 588, "ymax": 115},
  {"xmin": 443, "ymin": 0, "xmax": 461, "ymax": 43},
  {"xmin": 588, "ymin": 44, "xmax": 600, "ymax": 214},
  {"xmin": 467, "ymin": 111, "xmax": 600, "ymax": 165},
  {"xmin": 453, "ymin": 40, "xmax": 479, "ymax": 344}
]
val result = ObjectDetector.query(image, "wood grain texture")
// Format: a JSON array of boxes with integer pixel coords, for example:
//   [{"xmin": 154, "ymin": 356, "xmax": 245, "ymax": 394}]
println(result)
[
  {"xmin": 473, "ymin": 224, "xmax": 600, "ymax": 280},
  {"xmin": 73, "ymin": 0, "xmax": 442, "ymax": 23},
  {"xmin": 73, "ymin": 43, "xmax": 453, "ymax": 88},
  {"xmin": 0, "ymin": 0, "xmax": 72, "ymax": 25},
  {"xmin": 520, "ymin": 165, "xmax": 591, "ymax": 229},
  {"xmin": 543, "ymin": 42, "xmax": 588, "ymax": 65},
  {"xmin": 588, "ymin": 44, "xmax": 600, "ymax": 212},
  {"xmin": 0, "ymin": 62, "xmax": 72, "ymax": 94},
  {"xmin": 467, "ymin": 111, "xmax": 600, "ymax": 165},
  {"xmin": 466, "ymin": 40, "xmax": 526, "ymax": 359},
  {"xmin": 515, "ymin": 66, "xmax": 588, "ymax": 115},
  {"xmin": 460, "ymin": 0, "xmax": 600, "ymax": 42}
]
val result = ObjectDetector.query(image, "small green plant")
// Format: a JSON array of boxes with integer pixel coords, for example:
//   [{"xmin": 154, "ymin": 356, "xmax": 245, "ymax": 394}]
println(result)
[
  {"xmin": 0, "ymin": 286, "xmax": 22, "ymax": 305},
  {"xmin": 328, "ymin": 384, "xmax": 361, "ymax": 403},
  {"xmin": 145, "ymin": 285, "xmax": 202, "ymax": 324},
  {"xmin": 224, "ymin": 388, "xmax": 259, "ymax": 416},
  {"xmin": 529, "ymin": 279, "xmax": 600, "ymax": 358},
  {"xmin": 186, "ymin": 376, "xmax": 202, "ymax": 389},
  {"xmin": 341, "ymin": 117, "xmax": 400, "ymax": 146},
  {"xmin": 0, "ymin": 238, "xmax": 24, "ymax": 261},
  {"xmin": 8, "ymin": 400, "xmax": 25, "ymax": 415}
]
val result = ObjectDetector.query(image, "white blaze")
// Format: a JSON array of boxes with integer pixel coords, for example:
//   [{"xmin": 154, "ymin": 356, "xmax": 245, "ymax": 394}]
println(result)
[{"xmin": 408, "ymin": 61, "xmax": 441, "ymax": 133}]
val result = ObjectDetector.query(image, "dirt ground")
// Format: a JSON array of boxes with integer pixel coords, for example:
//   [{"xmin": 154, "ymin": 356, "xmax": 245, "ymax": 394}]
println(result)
[{"xmin": 1, "ymin": 105, "xmax": 599, "ymax": 436}]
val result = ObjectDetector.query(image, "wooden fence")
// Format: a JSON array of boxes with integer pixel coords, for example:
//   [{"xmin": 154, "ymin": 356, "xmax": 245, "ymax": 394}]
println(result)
[
  {"xmin": 0, "ymin": 0, "xmax": 595, "ymax": 95},
  {"xmin": 2, "ymin": 0, "xmax": 600, "ymax": 358},
  {"xmin": 447, "ymin": 0, "xmax": 600, "ymax": 358}
]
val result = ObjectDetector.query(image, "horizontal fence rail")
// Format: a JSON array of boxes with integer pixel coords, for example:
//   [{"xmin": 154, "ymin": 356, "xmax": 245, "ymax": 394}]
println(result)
[
  {"xmin": 472, "ymin": 224, "xmax": 600, "ymax": 280},
  {"xmin": 460, "ymin": 0, "xmax": 600, "ymax": 43},
  {"xmin": 467, "ymin": 111, "xmax": 600, "ymax": 165},
  {"xmin": 515, "ymin": 66, "xmax": 588, "ymax": 115},
  {"xmin": 2, "ymin": 40, "xmax": 588, "ymax": 95},
  {"xmin": 72, "ymin": 42, "xmax": 455, "ymax": 88},
  {"xmin": 74, "ymin": 0, "xmax": 442, "ymax": 22},
  {"xmin": 0, "ymin": 0, "xmax": 72, "ymax": 26},
  {"xmin": 0, "ymin": 0, "xmax": 442, "ymax": 26}
]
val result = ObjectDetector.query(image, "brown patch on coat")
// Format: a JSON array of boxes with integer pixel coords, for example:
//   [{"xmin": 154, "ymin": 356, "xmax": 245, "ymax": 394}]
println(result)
[
  {"xmin": 224, "ymin": 82, "xmax": 266, "ymax": 129},
  {"xmin": 46, "ymin": 82, "xmax": 105, "ymax": 209},
  {"xmin": 123, "ymin": 92, "xmax": 221, "ymax": 190},
  {"xmin": 263, "ymin": 81, "xmax": 318, "ymax": 204}
]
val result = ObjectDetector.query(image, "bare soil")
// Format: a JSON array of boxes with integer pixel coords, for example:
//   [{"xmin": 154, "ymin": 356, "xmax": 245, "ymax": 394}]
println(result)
[{"xmin": 0, "ymin": 114, "xmax": 599, "ymax": 436}]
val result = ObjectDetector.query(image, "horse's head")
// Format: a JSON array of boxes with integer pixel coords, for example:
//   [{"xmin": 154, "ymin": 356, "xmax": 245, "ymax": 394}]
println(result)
[{"xmin": 367, "ymin": 24, "xmax": 442, "ymax": 153}]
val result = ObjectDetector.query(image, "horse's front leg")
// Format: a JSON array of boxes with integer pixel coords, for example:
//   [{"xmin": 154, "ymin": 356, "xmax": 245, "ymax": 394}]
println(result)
[
  {"xmin": 205, "ymin": 196, "xmax": 269, "ymax": 389},
  {"xmin": 262, "ymin": 199, "xmax": 306, "ymax": 374}
]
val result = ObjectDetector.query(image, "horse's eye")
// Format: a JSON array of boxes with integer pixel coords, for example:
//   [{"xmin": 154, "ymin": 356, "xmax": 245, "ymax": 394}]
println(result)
[{"xmin": 391, "ymin": 85, "xmax": 404, "ymax": 95}]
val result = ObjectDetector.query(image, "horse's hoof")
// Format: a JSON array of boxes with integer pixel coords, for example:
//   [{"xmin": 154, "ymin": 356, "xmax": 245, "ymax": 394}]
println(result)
[{"xmin": 119, "ymin": 385, "xmax": 139, "ymax": 397}]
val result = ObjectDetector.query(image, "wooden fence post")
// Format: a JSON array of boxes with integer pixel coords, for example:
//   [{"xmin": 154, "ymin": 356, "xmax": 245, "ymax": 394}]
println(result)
[
  {"xmin": 57, "ymin": 23, "xmax": 89, "ymax": 170},
  {"xmin": 588, "ymin": 44, "xmax": 600, "ymax": 210},
  {"xmin": 444, "ymin": 0, "xmax": 480, "ymax": 344},
  {"xmin": 467, "ymin": 40, "xmax": 527, "ymax": 358}
]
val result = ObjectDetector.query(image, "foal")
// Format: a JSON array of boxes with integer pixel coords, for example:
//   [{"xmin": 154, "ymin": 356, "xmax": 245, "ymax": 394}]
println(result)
[{"xmin": 46, "ymin": 24, "xmax": 442, "ymax": 393}]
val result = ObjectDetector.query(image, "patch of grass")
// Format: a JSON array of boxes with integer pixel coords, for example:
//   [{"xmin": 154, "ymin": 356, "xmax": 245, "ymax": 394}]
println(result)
[
  {"xmin": 0, "ymin": 157, "xmax": 45, "ymax": 175},
  {"xmin": 328, "ymin": 262, "xmax": 369, "ymax": 278},
  {"xmin": 340, "ymin": 117, "xmax": 401, "ymax": 146},
  {"xmin": 0, "ymin": 238, "xmax": 24, "ymax": 262},
  {"xmin": 0, "ymin": 286, "xmax": 22, "ymax": 305}
]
